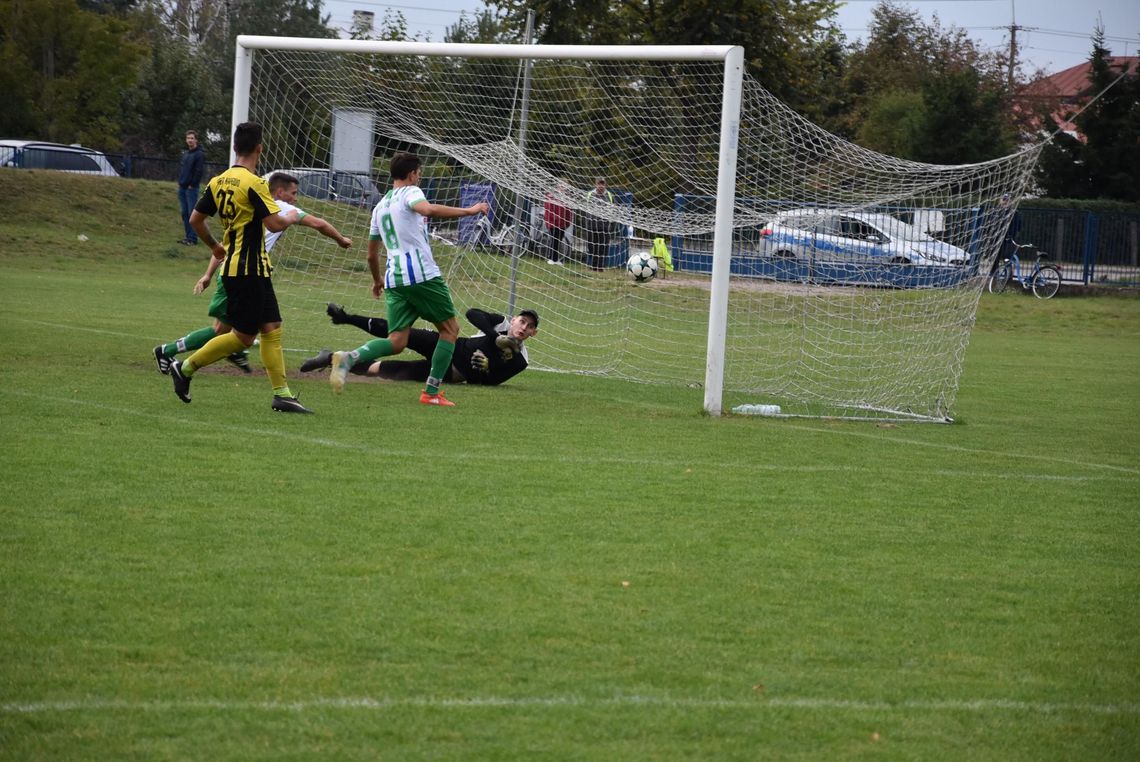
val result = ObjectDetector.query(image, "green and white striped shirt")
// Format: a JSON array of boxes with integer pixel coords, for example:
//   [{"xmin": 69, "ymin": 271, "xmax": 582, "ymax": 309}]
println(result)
[{"xmin": 369, "ymin": 186, "xmax": 439, "ymax": 288}]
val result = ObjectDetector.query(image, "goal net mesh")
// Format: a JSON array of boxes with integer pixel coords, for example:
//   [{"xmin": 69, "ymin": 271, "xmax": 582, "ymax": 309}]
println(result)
[{"xmin": 248, "ymin": 45, "xmax": 1043, "ymax": 421}]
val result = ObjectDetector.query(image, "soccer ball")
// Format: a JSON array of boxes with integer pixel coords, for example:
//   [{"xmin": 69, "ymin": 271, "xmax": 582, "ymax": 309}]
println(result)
[{"xmin": 627, "ymin": 253, "xmax": 659, "ymax": 283}]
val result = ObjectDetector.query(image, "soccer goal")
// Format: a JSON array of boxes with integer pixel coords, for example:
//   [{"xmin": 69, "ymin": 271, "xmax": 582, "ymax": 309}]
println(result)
[{"xmin": 232, "ymin": 35, "xmax": 1042, "ymax": 422}]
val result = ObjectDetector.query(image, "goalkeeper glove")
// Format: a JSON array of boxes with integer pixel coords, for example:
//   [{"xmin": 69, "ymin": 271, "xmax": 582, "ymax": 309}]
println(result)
[
  {"xmin": 470, "ymin": 349, "xmax": 489, "ymax": 373},
  {"xmin": 495, "ymin": 334, "xmax": 521, "ymax": 360}
]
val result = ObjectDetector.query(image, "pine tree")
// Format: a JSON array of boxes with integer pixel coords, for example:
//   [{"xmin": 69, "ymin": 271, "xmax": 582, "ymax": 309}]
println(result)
[{"xmin": 1036, "ymin": 28, "xmax": 1140, "ymax": 201}]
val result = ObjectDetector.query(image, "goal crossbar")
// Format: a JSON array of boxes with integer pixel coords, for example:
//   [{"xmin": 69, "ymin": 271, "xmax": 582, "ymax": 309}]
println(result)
[
  {"xmin": 232, "ymin": 36, "xmax": 745, "ymax": 415},
  {"xmin": 236, "ymin": 35, "xmax": 738, "ymax": 61}
]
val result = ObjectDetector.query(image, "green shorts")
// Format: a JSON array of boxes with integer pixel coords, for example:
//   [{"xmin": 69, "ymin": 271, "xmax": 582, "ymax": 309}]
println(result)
[
  {"xmin": 207, "ymin": 275, "xmax": 228, "ymax": 322},
  {"xmin": 384, "ymin": 277, "xmax": 457, "ymax": 331}
]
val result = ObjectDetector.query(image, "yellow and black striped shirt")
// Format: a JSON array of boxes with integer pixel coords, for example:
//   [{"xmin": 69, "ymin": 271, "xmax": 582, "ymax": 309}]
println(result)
[{"xmin": 194, "ymin": 166, "xmax": 280, "ymax": 279}]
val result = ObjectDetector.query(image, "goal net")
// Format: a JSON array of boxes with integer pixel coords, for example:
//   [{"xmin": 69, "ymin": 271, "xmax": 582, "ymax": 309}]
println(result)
[{"xmin": 238, "ymin": 37, "xmax": 1042, "ymax": 422}]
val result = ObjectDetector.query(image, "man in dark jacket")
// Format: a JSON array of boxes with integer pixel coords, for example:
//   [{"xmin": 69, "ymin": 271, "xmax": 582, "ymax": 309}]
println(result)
[
  {"xmin": 177, "ymin": 130, "xmax": 206, "ymax": 245},
  {"xmin": 301, "ymin": 303, "xmax": 539, "ymax": 387},
  {"xmin": 582, "ymin": 176, "xmax": 615, "ymax": 271}
]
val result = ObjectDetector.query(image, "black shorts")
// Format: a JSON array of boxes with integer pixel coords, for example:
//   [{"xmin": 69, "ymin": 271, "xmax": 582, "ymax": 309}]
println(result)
[{"xmin": 221, "ymin": 276, "xmax": 281, "ymax": 335}]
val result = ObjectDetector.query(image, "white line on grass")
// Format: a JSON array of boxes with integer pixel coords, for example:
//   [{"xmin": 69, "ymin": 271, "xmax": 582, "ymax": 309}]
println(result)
[
  {"xmin": 2, "ymin": 695, "xmax": 1137, "ymax": 716},
  {"xmin": 2, "ymin": 317, "xmax": 314, "ymax": 352},
  {"xmin": 3, "ymin": 390, "xmax": 1133, "ymax": 483},
  {"xmin": 783, "ymin": 422, "xmax": 1140, "ymax": 476}
]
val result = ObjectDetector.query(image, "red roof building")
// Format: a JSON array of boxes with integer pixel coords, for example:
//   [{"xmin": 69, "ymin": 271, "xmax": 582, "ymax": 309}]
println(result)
[{"xmin": 1016, "ymin": 56, "xmax": 1139, "ymax": 140}]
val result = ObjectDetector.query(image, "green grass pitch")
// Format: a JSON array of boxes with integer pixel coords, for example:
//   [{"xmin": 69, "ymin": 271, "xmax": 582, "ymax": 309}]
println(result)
[{"xmin": 0, "ymin": 171, "xmax": 1138, "ymax": 759}]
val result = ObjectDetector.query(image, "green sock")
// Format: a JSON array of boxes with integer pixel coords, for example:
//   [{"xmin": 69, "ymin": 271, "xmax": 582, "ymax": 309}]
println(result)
[
  {"xmin": 353, "ymin": 338, "xmax": 395, "ymax": 364},
  {"xmin": 425, "ymin": 339, "xmax": 455, "ymax": 395},
  {"xmin": 163, "ymin": 326, "xmax": 216, "ymax": 357}
]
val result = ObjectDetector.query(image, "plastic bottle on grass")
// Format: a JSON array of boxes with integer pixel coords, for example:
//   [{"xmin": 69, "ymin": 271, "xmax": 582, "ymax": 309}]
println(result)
[{"xmin": 731, "ymin": 404, "xmax": 781, "ymax": 416}]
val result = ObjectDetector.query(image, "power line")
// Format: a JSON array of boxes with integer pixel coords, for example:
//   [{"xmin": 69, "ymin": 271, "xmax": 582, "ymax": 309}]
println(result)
[
  {"xmin": 325, "ymin": 0, "xmax": 482, "ymax": 12},
  {"xmin": 840, "ymin": 26, "xmax": 1136, "ymax": 45},
  {"xmin": 327, "ymin": 16, "xmax": 455, "ymax": 30}
]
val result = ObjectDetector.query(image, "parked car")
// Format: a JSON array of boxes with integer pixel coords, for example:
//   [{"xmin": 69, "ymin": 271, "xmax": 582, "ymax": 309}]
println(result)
[
  {"xmin": 758, "ymin": 208, "xmax": 970, "ymax": 266},
  {"xmin": 0, "ymin": 140, "xmax": 120, "ymax": 176},
  {"xmin": 263, "ymin": 167, "xmax": 382, "ymax": 208}
]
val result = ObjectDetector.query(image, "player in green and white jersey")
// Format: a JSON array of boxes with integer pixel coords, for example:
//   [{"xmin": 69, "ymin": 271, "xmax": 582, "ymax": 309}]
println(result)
[{"xmin": 328, "ymin": 151, "xmax": 488, "ymax": 407}]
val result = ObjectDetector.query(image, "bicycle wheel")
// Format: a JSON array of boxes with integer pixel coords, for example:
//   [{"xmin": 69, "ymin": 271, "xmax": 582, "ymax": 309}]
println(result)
[
  {"xmin": 1031, "ymin": 266, "xmax": 1061, "ymax": 299},
  {"xmin": 988, "ymin": 264, "xmax": 1011, "ymax": 294}
]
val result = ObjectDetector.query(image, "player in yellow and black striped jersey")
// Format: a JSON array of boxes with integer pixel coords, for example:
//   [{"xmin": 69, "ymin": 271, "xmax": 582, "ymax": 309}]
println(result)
[
  {"xmin": 194, "ymin": 162, "xmax": 277, "ymax": 280},
  {"xmin": 168, "ymin": 121, "xmax": 310, "ymax": 413}
]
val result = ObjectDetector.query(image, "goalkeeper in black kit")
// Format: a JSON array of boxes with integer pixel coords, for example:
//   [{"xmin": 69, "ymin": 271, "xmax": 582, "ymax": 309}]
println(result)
[{"xmin": 301, "ymin": 303, "xmax": 539, "ymax": 386}]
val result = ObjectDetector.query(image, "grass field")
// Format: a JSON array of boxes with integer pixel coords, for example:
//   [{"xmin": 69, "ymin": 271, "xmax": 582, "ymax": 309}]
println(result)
[{"xmin": 1, "ymin": 171, "xmax": 1139, "ymax": 760}]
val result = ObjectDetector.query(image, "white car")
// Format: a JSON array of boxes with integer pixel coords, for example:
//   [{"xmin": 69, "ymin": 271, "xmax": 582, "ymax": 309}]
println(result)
[
  {"xmin": 0, "ymin": 140, "xmax": 119, "ymax": 176},
  {"xmin": 758, "ymin": 208, "xmax": 970, "ymax": 266}
]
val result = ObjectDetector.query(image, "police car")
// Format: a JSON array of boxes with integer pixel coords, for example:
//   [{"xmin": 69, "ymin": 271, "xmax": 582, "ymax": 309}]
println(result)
[{"xmin": 757, "ymin": 208, "xmax": 970, "ymax": 267}]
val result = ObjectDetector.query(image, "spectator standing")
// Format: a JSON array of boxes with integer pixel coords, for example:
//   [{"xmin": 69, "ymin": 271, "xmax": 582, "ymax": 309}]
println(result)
[
  {"xmin": 991, "ymin": 192, "xmax": 1023, "ymax": 273},
  {"xmin": 583, "ymin": 176, "xmax": 615, "ymax": 271},
  {"xmin": 542, "ymin": 180, "xmax": 573, "ymax": 265},
  {"xmin": 1000, "ymin": 193, "xmax": 1022, "ymax": 258},
  {"xmin": 177, "ymin": 130, "xmax": 206, "ymax": 245}
]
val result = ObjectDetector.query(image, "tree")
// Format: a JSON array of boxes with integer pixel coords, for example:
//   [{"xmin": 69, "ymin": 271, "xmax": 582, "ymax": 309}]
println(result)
[
  {"xmin": 445, "ymin": 9, "xmax": 515, "ymax": 44},
  {"xmin": 119, "ymin": 15, "xmax": 228, "ymax": 156},
  {"xmin": 1034, "ymin": 131, "xmax": 1088, "ymax": 198},
  {"xmin": 0, "ymin": 0, "xmax": 147, "ymax": 147},
  {"xmin": 856, "ymin": 90, "xmax": 926, "ymax": 156},
  {"xmin": 1035, "ymin": 28, "xmax": 1140, "ymax": 201},
  {"xmin": 1076, "ymin": 31, "xmax": 1140, "ymax": 201},
  {"xmin": 120, "ymin": 0, "xmax": 335, "ymax": 157},
  {"xmin": 841, "ymin": 1, "xmax": 1014, "ymax": 162},
  {"xmin": 917, "ymin": 63, "xmax": 1011, "ymax": 164},
  {"xmin": 350, "ymin": 8, "xmax": 425, "ymax": 42},
  {"xmin": 485, "ymin": 0, "xmax": 844, "ymax": 118}
]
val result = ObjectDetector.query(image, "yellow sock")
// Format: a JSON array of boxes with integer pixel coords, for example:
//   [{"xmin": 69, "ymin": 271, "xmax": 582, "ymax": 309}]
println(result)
[
  {"xmin": 259, "ymin": 327, "xmax": 291, "ymax": 397},
  {"xmin": 183, "ymin": 333, "xmax": 246, "ymax": 376}
]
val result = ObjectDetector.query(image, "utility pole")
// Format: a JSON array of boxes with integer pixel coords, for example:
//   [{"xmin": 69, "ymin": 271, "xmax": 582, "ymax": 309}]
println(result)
[{"xmin": 1007, "ymin": 0, "xmax": 1019, "ymax": 90}]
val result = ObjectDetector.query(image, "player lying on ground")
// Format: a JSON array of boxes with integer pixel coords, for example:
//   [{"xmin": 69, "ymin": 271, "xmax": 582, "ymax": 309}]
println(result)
[
  {"xmin": 153, "ymin": 172, "xmax": 352, "ymax": 376},
  {"xmin": 301, "ymin": 303, "xmax": 538, "ymax": 386}
]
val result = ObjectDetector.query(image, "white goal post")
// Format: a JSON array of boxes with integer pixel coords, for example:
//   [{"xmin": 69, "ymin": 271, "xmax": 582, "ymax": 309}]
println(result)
[
  {"xmin": 232, "ymin": 35, "xmax": 744, "ymax": 414},
  {"xmin": 230, "ymin": 35, "xmax": 1040, "ymax": 422}
]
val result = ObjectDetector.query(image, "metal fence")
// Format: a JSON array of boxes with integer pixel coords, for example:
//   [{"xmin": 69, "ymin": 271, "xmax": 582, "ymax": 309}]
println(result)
[
  {"xmin": 1019, "ymin": 207, "xmax": 1140, "ymax": 286},
  {"xmin": 103, "ymin": 152, "xmax": 229, "ymax": 186}
]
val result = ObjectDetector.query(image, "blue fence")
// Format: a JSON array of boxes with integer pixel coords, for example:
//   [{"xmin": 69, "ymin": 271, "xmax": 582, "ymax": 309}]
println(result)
[{"xmin": 1017, "ymin": 207, "xmax": 1140, "ymax": 286}]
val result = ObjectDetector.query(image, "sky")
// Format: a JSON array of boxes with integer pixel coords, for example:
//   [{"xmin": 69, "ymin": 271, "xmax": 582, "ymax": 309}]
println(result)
[{"xmin": 320, "ymin": 0, "xmax": 1139, "ymax": 75}]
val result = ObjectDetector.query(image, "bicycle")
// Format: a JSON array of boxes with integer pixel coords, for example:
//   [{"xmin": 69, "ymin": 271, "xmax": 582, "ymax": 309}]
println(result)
[{"xmin": 987, "ymin": 240, "xmax": 1062, "ymax": 299}]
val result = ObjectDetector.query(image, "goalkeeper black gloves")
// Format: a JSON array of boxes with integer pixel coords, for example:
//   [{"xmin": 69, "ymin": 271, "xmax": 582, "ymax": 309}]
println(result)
[
  {"xmin": 470, "ymin": 349, "xmax": 489, "ymax": 373},
  {"xmin": 495, "ymin": 335, "xmax": 521, "ymax": 360}
]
